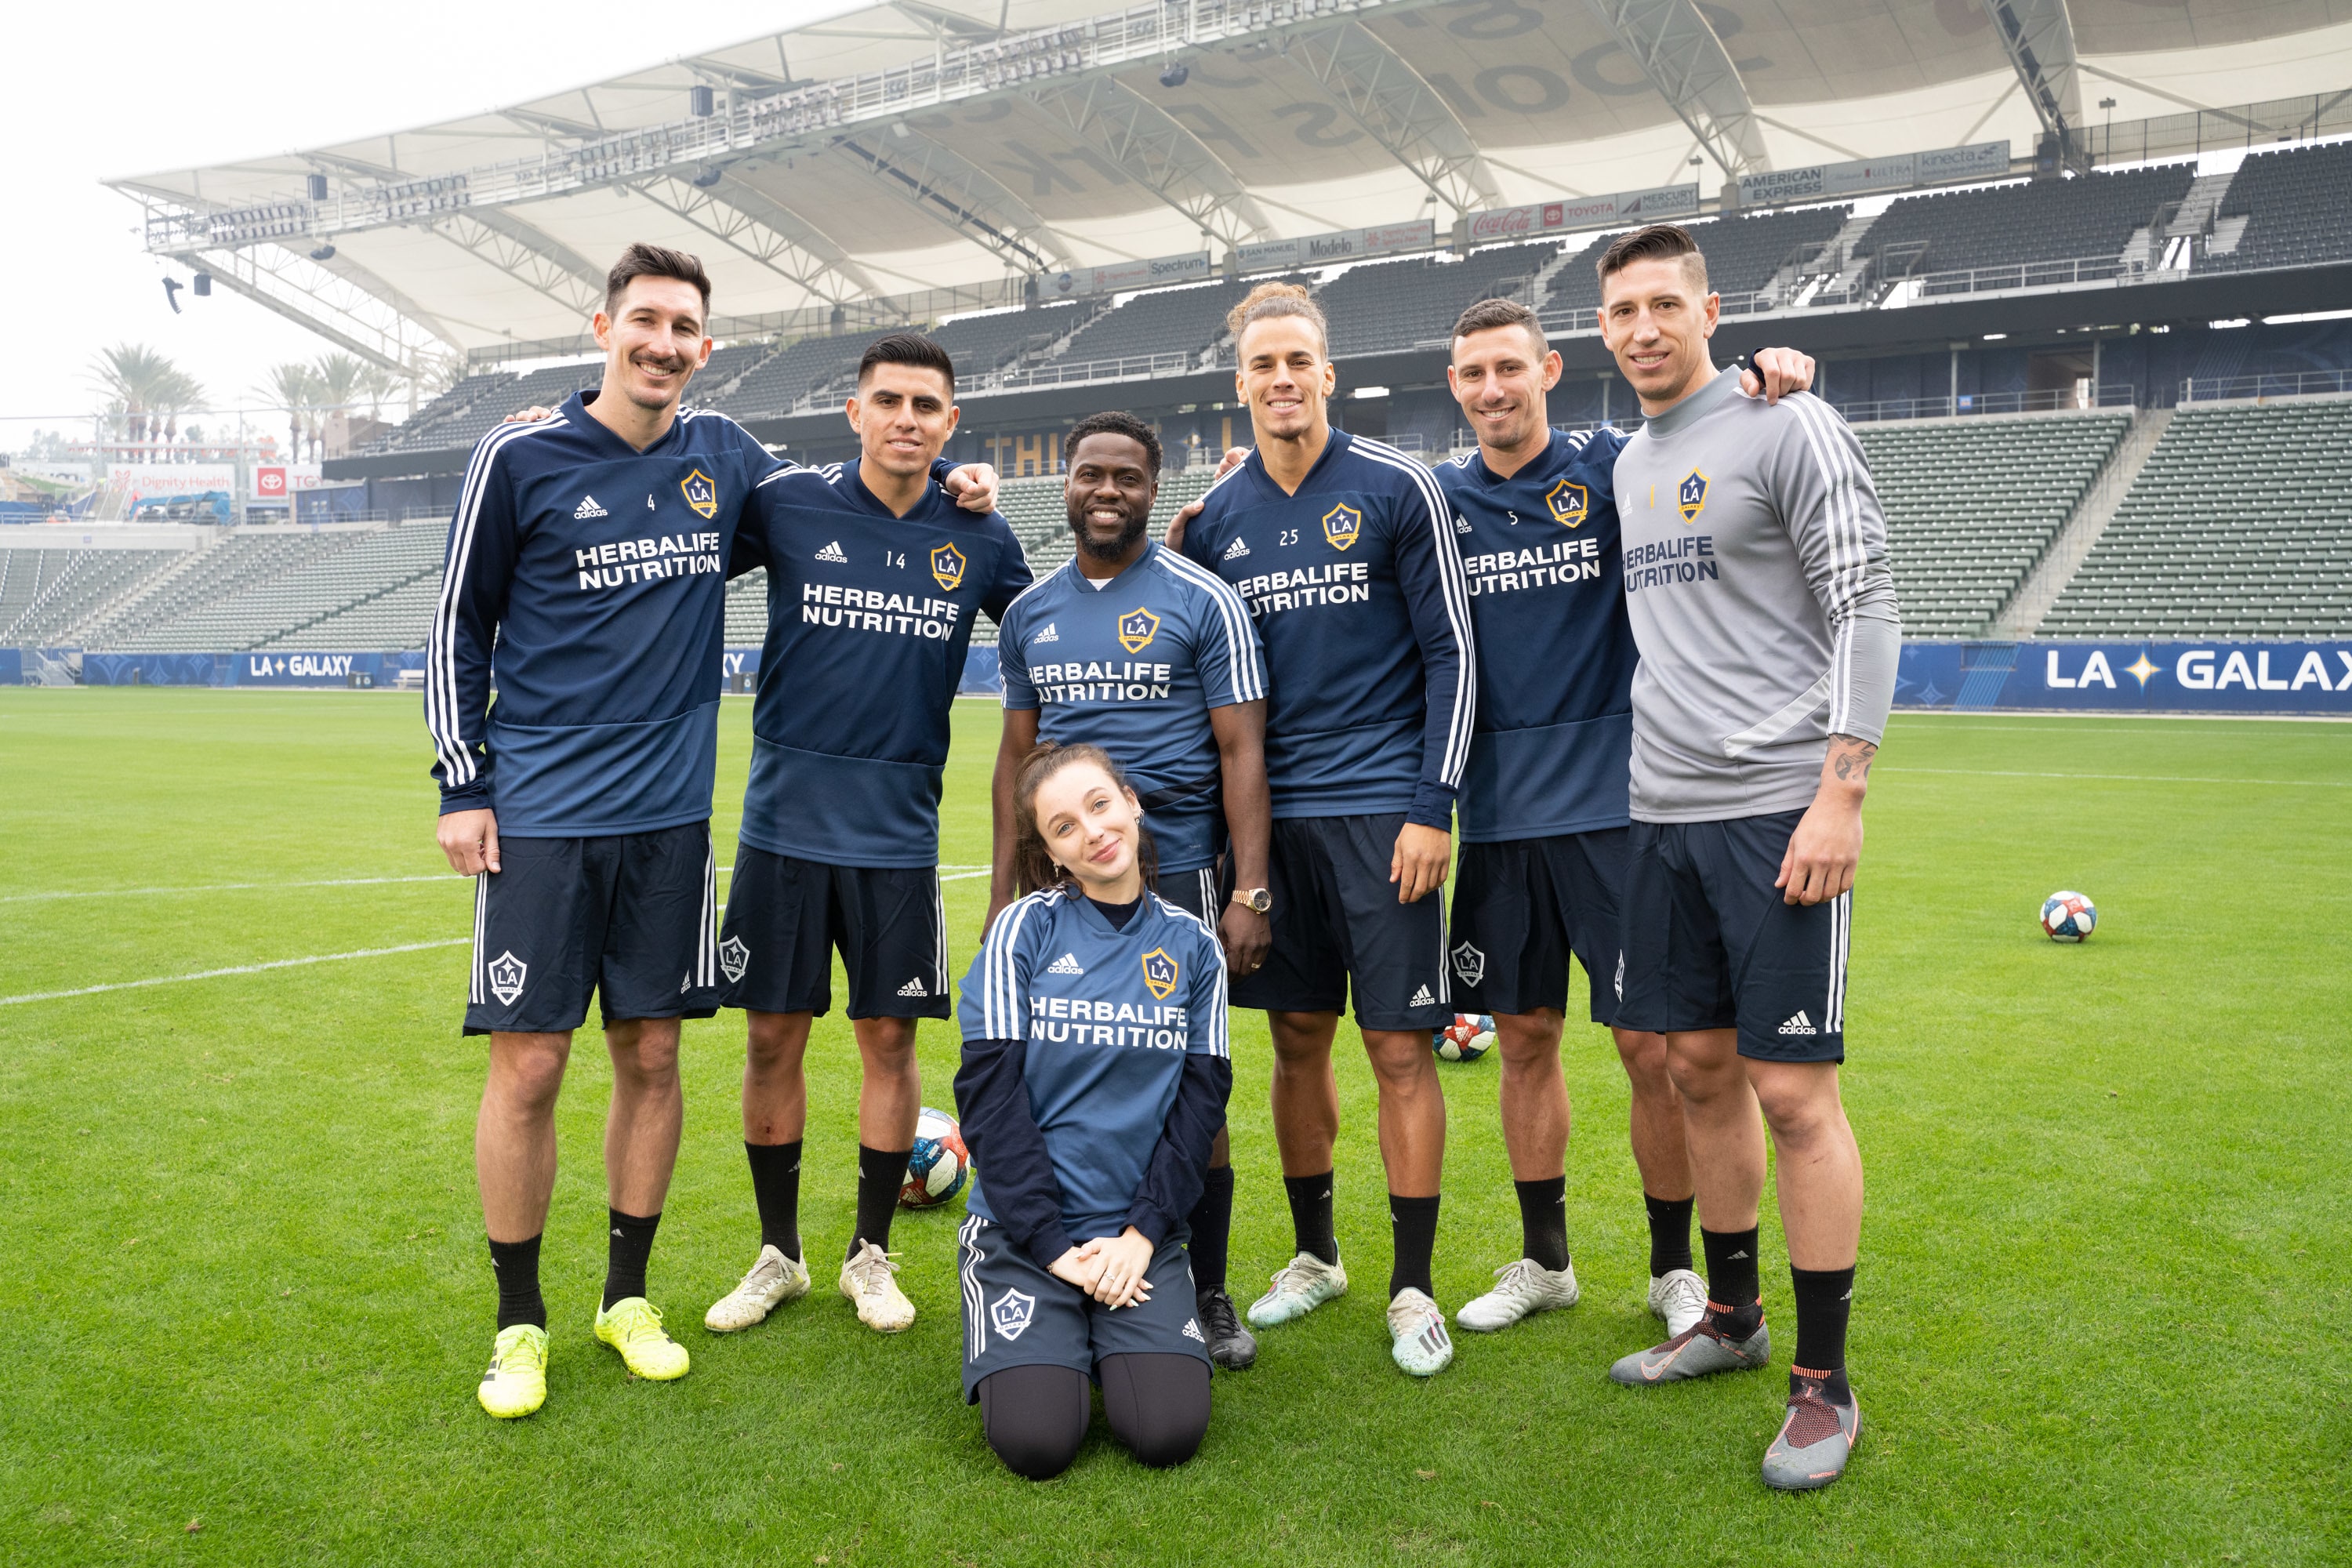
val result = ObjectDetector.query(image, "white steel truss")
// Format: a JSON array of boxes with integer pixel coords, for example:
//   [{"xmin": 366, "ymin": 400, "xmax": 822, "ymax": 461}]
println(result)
[
  {"xmin": 1022, "ymin": 75, "xmax": 1275, "ymax": 249},
  {"xmin": 1586, "ymin": 0, "xmax": 1770, "ymax": 180},
  {"xmin": 1982, "ymin": 0, "xmax": 2087, "ymax": 172},
  {"xmin": 630, "ymin": 172, "xmax": 883, "ymax": 303},
  {"xmin": 1285, "ymin": 21, "xmax": 1502, "ymax": 220}
]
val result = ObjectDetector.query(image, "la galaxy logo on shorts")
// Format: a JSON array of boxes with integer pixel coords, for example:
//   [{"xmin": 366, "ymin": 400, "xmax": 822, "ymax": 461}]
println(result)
[
  {"xmin": 931, "ymin": 542, "xmax": 967, "ymax": 591},
  {"xmin": 680, "ymin": 468, "xmax": 718, "ymax": 520},
  {"xmin": 1322, "ymin": 503, "xmax": 1363, "ymax": 551},
  {"xmin": 1677, "ymin": 469, "xmax": 1709, "ymax": 524},
  {"xmin": 1546, "ymin": 480, "xmax": 1588, "ymax": 528},
  {"xmin": 1141, "ymin": 947, "xmax": 1180, "ymax": 1000},
  {"xmin": 1117, "ymin": 607, "xmax": 1160, "ymax": 654},
  {"xmin": 989, "ymin": 1287, "xmax": 1035, "ymax": 1341}
]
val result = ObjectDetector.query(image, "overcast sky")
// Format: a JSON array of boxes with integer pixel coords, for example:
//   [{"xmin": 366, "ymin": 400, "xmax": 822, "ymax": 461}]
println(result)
[{"xmin": 1, "ymin": 0, "xmax": 855, "ymax": 447}]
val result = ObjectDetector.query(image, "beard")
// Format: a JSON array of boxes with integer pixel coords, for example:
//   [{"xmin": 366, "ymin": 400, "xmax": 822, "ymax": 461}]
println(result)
[{"xmin": 1073, "ymin": 510, "xmax": 1149, "ymax": 561}]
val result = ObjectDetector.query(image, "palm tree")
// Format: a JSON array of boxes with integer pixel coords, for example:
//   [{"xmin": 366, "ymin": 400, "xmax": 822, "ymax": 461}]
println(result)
[
  {"xmin": 92, "ymin": 343, "xmax": 198, "ymax": 450},
  {"xmin": 254, "ymin": 361, "xmax": 321, "ymax": 462}
]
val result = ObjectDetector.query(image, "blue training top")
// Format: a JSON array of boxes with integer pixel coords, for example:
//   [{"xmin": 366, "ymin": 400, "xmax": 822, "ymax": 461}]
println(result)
[
  {"xmin": 734, "ymin": 462, "xmax": 1031, "ymax": 867},
  {"xmin": 1178, "ymin": 430, "xmax": 1475, "ymax": 828},
  {"xmin": 427, "ymin": 394, "xmax": 779, "ymax": 835},
  {"xmin": 996, "ymin": 543, "xmax": 1267, "ymax": 873},
  {"xmin": 1439, "ymin": 426, "xmax": 1639, "ymax": 841},
  {"xmin": 955, "ymin": 888, "xmax": 1229, "ymax": 1261}
]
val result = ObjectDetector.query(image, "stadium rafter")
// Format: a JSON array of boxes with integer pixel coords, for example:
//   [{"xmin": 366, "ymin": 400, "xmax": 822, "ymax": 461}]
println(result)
[
  {"xmin": 833, "ymin": 132, "xmax": 1075, "ymax": 274},
  {"xmin": 1584, "ymin": 0, "xmax": 1769, "ymax": 181},
  {"xmin": 1984, "ymin": 0, "xmax": 2089, "ymax": 174},
  {"xmin": 1284, "ymin": 21, "xmax": 1502, "ymax": 220},
  {"xmin": 630, "ymin": 173, "xmax": 883, "ymax": 303},
  {"xmin": 1022, "ymin": 76, "xmax": 1276, "ymax": 250}
]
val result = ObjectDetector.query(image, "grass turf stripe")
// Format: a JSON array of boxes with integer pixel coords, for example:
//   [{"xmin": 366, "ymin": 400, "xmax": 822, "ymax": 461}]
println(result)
[
  {"xmin": 0, "ymin": 939, "xmax": 472, "ymax": 1007},
  {"xmin": 1882, "ymin": 766, "xmax": 2349, "ymax": 788}
]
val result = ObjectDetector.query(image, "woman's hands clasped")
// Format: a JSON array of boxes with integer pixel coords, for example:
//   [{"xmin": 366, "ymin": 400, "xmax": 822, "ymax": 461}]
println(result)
[{"xmin": 1047, "ymin": 1227, "xmax": 1156, "ymax": 1309}]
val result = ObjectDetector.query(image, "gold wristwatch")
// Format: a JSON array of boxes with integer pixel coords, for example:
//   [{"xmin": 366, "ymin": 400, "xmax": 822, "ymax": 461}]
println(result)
[{"xmin": 1231, "ymin": 887, "xmax": 1272, "ymax": 914}]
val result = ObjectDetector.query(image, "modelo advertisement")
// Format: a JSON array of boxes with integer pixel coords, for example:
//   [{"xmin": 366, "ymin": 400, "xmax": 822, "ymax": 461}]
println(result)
[{"xmin": 1897, "ymin": 641, "xmax": 2352, "ymax": 713}]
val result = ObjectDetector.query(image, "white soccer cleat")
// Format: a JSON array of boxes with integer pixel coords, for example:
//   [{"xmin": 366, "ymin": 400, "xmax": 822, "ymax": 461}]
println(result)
[
  {"xmin": 1454, "ymin": 1258, "xmax": 1581, "ymax": 1332},
  {"xmin": 705, "ymin": 1243, "xmax": 811, "ymax": 1333},
  {"xmin": 1246, "ymin": 1250, "xmax": 1348, "ymax": 1328},
  {"xmin": 1386, "ymin": 1287, "xmax": 1454, "ymax": 1377},
  {"xmin": 838, "ymin": 1240, "xmax": 916, "ymax": 1334},
  {"xmin": 1649, "ymin": 1268, "xmax": 1708, "ymax": 1338}
]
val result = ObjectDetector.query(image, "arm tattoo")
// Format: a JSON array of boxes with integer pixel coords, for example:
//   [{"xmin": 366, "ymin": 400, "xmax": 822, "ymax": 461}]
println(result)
[{"xmin": 1829, "ymin": 735, "xmax": 1878, "ymax": 783}]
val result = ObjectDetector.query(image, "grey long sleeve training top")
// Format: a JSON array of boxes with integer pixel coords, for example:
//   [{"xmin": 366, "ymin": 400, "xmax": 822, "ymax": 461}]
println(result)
[{"xmin": 1611, "ymin": 366, "xmax": 1902, "ymax": 823}]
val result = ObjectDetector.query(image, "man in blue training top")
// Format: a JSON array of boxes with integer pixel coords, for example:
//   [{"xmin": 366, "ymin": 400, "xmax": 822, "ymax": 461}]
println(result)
[
  {"xmin": 441, "ymin": 253, "xmax": 998, "ymax": 1420},
  {"xmin": 1176, "ymin": 281, "xmax": 1475, "ymax": 1378},
  {"xmin": 704, "ymin": 334, "xmax": 1031, "ymax": 1340},
  {"xmin": 986, "ymin": 410, "xmax": 1272, "ymax": 1370},
  {"xmin": 1432, "ymin": 297, "xmax": 1813, "ymax": 1346}
]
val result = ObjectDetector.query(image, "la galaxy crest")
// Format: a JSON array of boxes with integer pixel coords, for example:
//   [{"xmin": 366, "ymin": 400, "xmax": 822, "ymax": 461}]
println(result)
[
  {"xmin": 1117, "ymin": 607, "xmax": 1160, "ymax": 654},
  {"xmin": 680, "ymin": 468, "xmax": 718, "ymax": 520},
  {"xmin": 1322, "ymin": 503, "xmax": 1363, "ymax": 551},
  {"xmin": 1546, "ymin": 479, "xmax": 1589, "ymax": 528},
  {"xmin": 930, "ymin": 542, "xmax": 967, "ymax": 591},
  {"xmin": 1676, "ymin": 469, "xmax": 1709, "ymax": 524},
  {"xmin": 1141, "ymin": 947, "xmax": 1180, "ymax": 1000}
]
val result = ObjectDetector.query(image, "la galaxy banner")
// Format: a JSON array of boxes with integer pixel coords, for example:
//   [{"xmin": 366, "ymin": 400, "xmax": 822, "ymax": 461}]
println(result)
[{"xmin": 1898, "ymin": 641, "xmax": 2352, "ymax": 714}]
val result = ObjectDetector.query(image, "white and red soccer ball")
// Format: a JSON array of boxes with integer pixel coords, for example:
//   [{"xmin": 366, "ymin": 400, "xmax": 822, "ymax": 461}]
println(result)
[
  {"xmin": 899, "ymin": 1105, "xmax": 971, "ymax": 1207},
  {"xmin": 1432, "ymin": 1014, "xmax": 1497, "ymax": 1063},
  {"xmin": 2040, "ymin": 890, "xmax": 2097, "ymax": 942}
]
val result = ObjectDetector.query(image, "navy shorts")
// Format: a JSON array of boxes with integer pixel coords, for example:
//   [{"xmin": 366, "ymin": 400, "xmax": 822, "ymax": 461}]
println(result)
[
  {"xmin": 1447, "ymin": 829, "xmax": 1628, "ymax": 1025},
  {"xmin": 1618, "ymin": 810, "xmax": 1849, "ymax": 1064},
  {"xmin": 1229, "ymin": 814, "xmax": 1450, "ymax": 1032},
  {"xmin": 463, "ymin": 822, "xmax": 720, "ymax": 1036},
  {"xmin": 958, "ymin": 1216, "xmax": 1211, "ymax": 1403},
  {"xmin": 1152, "ymin": 863, "xmax": 1226, "ymax": 926},
  {"xmin": 717, "ymin": 846, "xmax": 950, "ymax": 1019}
]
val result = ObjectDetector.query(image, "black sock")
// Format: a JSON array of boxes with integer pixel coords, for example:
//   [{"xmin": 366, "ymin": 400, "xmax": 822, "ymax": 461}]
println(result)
[
  {"xmin": 746, "ymin": 1139, "xmax": 804, "ymax": 1258},
  {"xmin": 848, "ymin": 1144, "xmax": 907, "ymax": 1261},
  {"xmin": 1513, "ymin": 1177, "xmax": 1569, "ymax": 1272},
  {"xmin": 1701, "ymin": 1225, "xmax": 1763, "ymax": 1334},
  {"xmin": 488, "ymin": 1233, "xmax": 546, "ymax": 1330},
  {"xmin": 1387, "ymin": 1193, "xmax": 1439, "ymax": 1299},
  {"xmin": 602, "ymin": 1209, "xmax": 660, "ymax": 1311},
  {"xmin": 1283, "ymin": 1171, "xmax": 1338, "ymax": 1266},
  {"xmin": 1789, "ymin": 1265, "xmax": 1856, "ymax": 1405},
  {"xmin": 1644, "ymin": 1193, "xmax": 1695, "ymax": 1277},
  {"xmin": 1187, "ymin": 1164, "xmax": 1235, "ymax": 1292}
]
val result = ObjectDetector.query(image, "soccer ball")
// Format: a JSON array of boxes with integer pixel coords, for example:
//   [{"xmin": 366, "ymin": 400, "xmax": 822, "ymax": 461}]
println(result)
[
  {"xmin": 2040, "ymin": 890, "xmax": 2097, "ymax": 942},
  {"xmin": 899, "ymin": 1106, "xmax": 971, "ymax": 1207},
  {"xmin": 1432, "ymin": 1014, "xmax": 1497, "ymax": 1063}
]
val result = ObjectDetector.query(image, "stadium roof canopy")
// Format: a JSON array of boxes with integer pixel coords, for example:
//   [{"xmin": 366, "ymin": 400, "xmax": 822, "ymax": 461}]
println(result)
[{"xmin": 106, "ymin": 0, "xmax": 2352, "ymax": 372}]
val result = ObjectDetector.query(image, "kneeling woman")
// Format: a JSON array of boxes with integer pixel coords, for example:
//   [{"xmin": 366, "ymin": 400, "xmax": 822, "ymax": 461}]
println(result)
[{"xmin": 954, "ymin": 742, "xmax": 1232, "ymax": 1479}]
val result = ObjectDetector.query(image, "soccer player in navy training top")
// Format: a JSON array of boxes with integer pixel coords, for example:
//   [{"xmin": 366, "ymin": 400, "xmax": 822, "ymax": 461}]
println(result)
[
  {"xmin": 703, "ymin": 334, "xmax": 1031, "ymax": 1340},
  {"xmin": 987, "ymin": 411, "xmax": 1271, "ymax": 1370},
  {"xmin": 1597, "ymin": 225, "xmax": 1900, "ymax": 1492},
  {"xmin": 1178, "ymin": 281, "xmax": 1474, "ymax": 1377},
  {"xmin": 955, "ymin": 742, "xmax": 1230, "ymax": 1479},
  {"xmin": 1436, "ymin": 298, "xmax": 1814, "ymax": 1345}
]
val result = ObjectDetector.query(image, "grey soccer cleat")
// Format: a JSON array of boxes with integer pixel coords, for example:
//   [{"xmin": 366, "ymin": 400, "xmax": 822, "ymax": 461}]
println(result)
[
  {"xmin": 1196, "ymin": 1287, "xmax": 1258, "ymax": 1370},
  {"xmin": 1607, "ymin": 1313, "xmax": 1771, "ymax": 1385},
  {"xmin": 1761, "ymin": 1376, "xmax": 1861, "ymax": 1490}
]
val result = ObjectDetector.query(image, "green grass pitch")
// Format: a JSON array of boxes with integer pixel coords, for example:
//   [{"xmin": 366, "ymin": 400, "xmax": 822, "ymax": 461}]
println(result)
[{"xmin": 1, "ymin": 689, "xmax": 2345, "ymax": 1564}]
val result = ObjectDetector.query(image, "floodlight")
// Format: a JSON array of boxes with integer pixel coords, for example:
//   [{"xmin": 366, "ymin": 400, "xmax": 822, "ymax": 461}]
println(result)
[
  {"xmin": 307, "ymin": 173, "xmax": 328, "ymax": 201},
  {"xmin": 691, "ymin": 85, "xmax": 715, "ymax": 118},
  {"xmin": 193, "ymin": 273, "xmax": 212, "ymax": 297}
]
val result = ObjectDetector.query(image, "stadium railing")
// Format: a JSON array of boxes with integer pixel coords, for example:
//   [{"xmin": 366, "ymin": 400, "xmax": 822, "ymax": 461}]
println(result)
[
  {"xmin": 1834, "ymin": 385, "xmax": 2140, "ymax": 425},
  {"xmin": 2180, "ymin": 368, "xmax": 2352, "ymax": 404},
  {"xmin": 981, "ymin": 351, "xmax": 1203, "ymax": 393}
]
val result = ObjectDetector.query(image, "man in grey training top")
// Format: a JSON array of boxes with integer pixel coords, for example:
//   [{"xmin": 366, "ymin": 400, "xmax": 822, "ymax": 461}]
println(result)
[{"xmin": 1595, "ymin": 223, "xmax": 1900, "ymax": 1493}]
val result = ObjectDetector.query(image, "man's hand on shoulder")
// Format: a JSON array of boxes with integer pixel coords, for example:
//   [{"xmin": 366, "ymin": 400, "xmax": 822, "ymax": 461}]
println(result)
[
  {"xmin": 438, "ymin": 808, "xmax": 502, "ymax": 876},
  {"xmin": 1739, "ymin": 348, "xmax": 1816, "ymax": 405},
  {"xmin": 943, "ymin": 463, "xmax": 1000, "ymax": 513},
  {"xmin": 503, "ymin": 406, "xmax": 554, "ymax": 423}
]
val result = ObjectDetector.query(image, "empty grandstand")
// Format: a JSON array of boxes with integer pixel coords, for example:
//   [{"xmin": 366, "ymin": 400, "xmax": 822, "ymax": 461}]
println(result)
[
  {"xmin": 2041, "ymin": 397, "xmax": 2352, "ymax": 638},
  {"xmin": 1861, "ymin": 165, "xmax": 2195, "ymax": 281},
  {"xmin": 1859, "ymin": 412, "xmax": 2129, "ymax": 637},
  {"xmin": 0, "ymin": 549, "xmax": 186, "ymax": 646},
  {"xmin": 1316, "ymin": 242, "xmax": 1564, "ymax": 358},
  {"xmin": 2198, "ymin": 140, "xmax": 2352, "ymax": 275}
]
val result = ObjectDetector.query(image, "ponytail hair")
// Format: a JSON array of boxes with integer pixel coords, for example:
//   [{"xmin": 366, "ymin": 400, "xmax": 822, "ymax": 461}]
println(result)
[
  {"xmin": 1011, "ymin": 740, "xmax": 1160, "ymax": 896},
  {"xmin": 1226, "ymin": 280, "xmax": 1327, "ymax": 357}
]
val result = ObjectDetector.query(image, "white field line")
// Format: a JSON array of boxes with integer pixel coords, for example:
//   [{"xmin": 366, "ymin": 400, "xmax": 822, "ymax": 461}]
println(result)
[
  {"xmin": 0, "ymin": 938, "xmax": 471, "ymax": 1008},
  {"xmin": 2, "ymin": 864, "xmax": 996, "ymax": 904},
  {"xmin": 1881, "ymin": 766, "xmax": 2349, "ymax": 788}
]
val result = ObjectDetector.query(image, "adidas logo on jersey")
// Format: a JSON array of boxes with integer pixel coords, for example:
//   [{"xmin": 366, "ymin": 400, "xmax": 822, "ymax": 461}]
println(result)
[
  {"xmin": 897, "ymin": 977, "xmax": 929, "ymax": 997},
  {"xmin": 1454, "ymin": 515, "xmax": 1473, "ymax": 534},
  {"xmin": 1409, "ymin": 984, "xmax": 1436, "ymax": 1007},
  {"xmin": 1032, "ymin": 623, "xmax": 1059, "ymax": 644},
  {"xmin": 573, "ymin": 495, "xmax": 608, "ymax": 519},
  {"xmin": 1221, "ymin": 537, "xmax": 1250, "ymax": 561},
  {"xmin": 1181, "ymin": 1318, "xmax": 1206, "ymax": 1344},
  {"xmin": 1778, "ymin": 1010, "xmax": 1819, "ymax": 1036},
  {"xmin": 815, "ymin": 539, "xmax": 848, "ymax": 563},
  {"xmin": 1045, "ymin": 953, "xmax": 1085, "ymax": 975}
]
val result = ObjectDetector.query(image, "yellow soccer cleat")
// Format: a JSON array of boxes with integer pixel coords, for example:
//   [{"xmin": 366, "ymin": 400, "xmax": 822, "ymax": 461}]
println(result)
[
  {"xmin": 593, "ymin": 1298, "xmax": 691, "ymax": 1381},
  {"xmin": 478, "ymin": 1324, "xmax": 550, "ymax": 1419}
]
